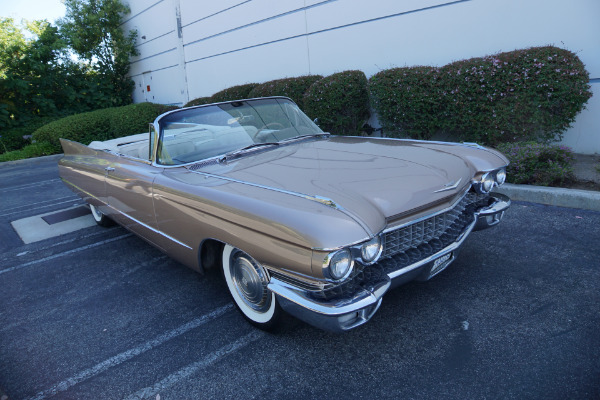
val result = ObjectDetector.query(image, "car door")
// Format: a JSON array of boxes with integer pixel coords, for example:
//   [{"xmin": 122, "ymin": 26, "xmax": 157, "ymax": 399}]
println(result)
[{"xmin": 104, "ymin": 155, "xmax": 166, "ymax": 250}]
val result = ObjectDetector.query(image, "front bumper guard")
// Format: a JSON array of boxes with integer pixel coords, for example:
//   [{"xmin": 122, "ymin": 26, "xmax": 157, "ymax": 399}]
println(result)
[{"xmin": 268, "ymin": 192, "xmax": 511, "ymax": 332}]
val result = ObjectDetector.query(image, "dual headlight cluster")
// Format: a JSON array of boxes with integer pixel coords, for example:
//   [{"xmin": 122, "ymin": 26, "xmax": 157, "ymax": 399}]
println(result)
[
  {"xmin": 472, "ymin": 168, "xmax": 507, "ymax": 194},
  {"xmin": 323, "ymin": 236, "xmax": 383, "ymax": 281}
]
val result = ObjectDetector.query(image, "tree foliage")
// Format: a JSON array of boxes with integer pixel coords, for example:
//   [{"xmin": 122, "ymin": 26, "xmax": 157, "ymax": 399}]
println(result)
[
  {"xmin": 59, "ymin": 0, "xmax": 138, "ymax": 106},
  {"xmin": 0, "ymin": 0, "xmax": 138, "ymax": 151}
]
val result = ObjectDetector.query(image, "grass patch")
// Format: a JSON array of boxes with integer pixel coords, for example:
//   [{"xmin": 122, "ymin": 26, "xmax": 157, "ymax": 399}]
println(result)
[{"xmin": 0, "ymin": 142, "xmax": 57, "ymax": 162}]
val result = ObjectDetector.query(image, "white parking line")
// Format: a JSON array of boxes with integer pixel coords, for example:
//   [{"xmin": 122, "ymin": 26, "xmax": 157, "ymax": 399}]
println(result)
[
  {"xmin": 0, "ymin": 198, "xmax": 82, "ymax": 218},
  {"xmin": 24, "ymin": 304, "xmax": 235, "ymax": 400},
  {"xmin": 0, "ymin": 195, "xmax": 77, "ymax": 213},
  {"xmin": 2, "ymin": 179, "xmax": 61, "ymax": 192},
  {"xmin": 123, "ymin": 330, "xmax": 264, "ymax": 400},
  {"xmin": 0, "ymin": 228, "xmax": 120, "ymax": 262},
  {"xmin": 0, "ymin": 234, "xmax": 132, "ymax": 276}
]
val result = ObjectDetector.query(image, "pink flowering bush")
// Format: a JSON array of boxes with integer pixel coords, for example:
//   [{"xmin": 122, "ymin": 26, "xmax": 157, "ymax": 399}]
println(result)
[
  {"xmin": 304, "ymin": 70, "xmax": 370, "ymax": 135},
  {"xmin": 369, "ymin": 46, "xmax": 592, "ymax": 145},
  {"xmin": 249, "ymin": 75, "xmax": 323, "ymax": 110},
  {"xmin": 496, "ymin": 142, "xmax": 575, "ymax": 186}
]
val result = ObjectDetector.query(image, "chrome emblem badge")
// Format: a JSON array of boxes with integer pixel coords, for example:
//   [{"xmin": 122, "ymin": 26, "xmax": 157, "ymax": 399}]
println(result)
[{"xmin": 434, "ymin": 178, "xmax": 462, "ymax": 193}]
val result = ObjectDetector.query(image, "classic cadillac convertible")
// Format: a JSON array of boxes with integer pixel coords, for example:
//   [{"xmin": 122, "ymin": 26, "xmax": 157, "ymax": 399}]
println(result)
[{"xmin": 58, "ymin": 97, "xmax": 510, "ymax": 332}]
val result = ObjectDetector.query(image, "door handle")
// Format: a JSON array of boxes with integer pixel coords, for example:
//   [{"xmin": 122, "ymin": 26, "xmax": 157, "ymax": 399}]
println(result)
[{"xmin": 105, "ymin": 167, "xmax": 115, "ymax": 172}]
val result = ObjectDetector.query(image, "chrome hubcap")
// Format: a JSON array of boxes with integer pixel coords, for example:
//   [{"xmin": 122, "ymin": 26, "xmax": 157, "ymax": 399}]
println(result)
[{"xmin": 230, "ymin": 251, "xmax": 270, "ymax": 312}]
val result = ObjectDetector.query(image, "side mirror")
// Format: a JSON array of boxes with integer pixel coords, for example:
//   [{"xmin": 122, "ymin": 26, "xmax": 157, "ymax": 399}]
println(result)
[{"xmin": 313, "ymin": 117, "xmax": 320, "ymax": 126}]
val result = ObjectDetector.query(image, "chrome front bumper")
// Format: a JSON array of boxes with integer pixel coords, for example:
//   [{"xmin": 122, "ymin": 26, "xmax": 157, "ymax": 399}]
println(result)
[{"xmin": 268, "ymin": 192, "xmax": 511, "ymax": 332}]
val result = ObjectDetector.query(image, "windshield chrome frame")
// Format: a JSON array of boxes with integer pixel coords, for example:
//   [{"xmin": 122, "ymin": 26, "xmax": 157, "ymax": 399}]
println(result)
[{"xmin": 150, "ymin": 96, "xmax": 321, "ymax": 169}]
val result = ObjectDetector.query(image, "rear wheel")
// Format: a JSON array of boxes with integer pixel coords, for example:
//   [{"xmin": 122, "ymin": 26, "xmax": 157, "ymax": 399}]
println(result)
[
  {"xmin": 222, "ymin": 244, "xmax": 281, "ymax": 330},
  {"xmin": 89, "ymin": 204, "xmax": 114, "ymax": 227}
]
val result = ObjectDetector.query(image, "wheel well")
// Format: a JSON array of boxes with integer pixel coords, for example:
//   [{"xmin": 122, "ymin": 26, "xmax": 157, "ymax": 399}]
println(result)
[{"xmin": 199, "ymin": 239, "xmax": 224, "ymax": 272}]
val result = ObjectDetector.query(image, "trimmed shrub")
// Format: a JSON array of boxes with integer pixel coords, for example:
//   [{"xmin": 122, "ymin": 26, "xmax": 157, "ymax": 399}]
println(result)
[
  {"xmin": 248, "ymin": 75, "xmax": 323, "ymax": 110},
  {"xmin": 0, "ymin": 142, "xmax": 57, "ymax": 162},
  {"xmin": 32, "ymin": 102, "xmax": 176, "ymax": 151},
  {"xmin": 369, "ymin": 46, "xmax": 592, "ymax": 146},
  {"xmin": 108, "ymin": 102, "xmax": 176, "ymax": 138},
  {"xmin": 496, "ymin": 142, "xmax": 574, "ymax": 186},
  {"xmin": 210, "ymin": 83, "xmax": 258, "ymax": 103},
  {"xmin": 184, "ymin": 96, "xmax": 212, "ymax": 108},
  {"xmin": 0, "ymin": 116, "xmax": 61, "ymax": 153},
  {"xmin": 304, "ymin": 70, "xmax": 370, "ymax": 135},
  {"xmin": 441, "ymin": 46, "xmax": 591, "ymax": 145},
  {"xmin": 369, "ymin": 66, "xmax": 442, "ymax": 139}
]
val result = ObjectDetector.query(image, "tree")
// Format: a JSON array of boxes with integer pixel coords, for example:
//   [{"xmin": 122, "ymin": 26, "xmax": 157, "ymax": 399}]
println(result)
[{"xmin": 59, "ymin": 0, "xmax": 138, "ymax": 106}]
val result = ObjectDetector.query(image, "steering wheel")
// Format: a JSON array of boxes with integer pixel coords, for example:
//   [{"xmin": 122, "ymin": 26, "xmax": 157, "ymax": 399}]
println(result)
[{"xmin": 252, "ymin": 122, "xmax": 285, "ymax": 140}]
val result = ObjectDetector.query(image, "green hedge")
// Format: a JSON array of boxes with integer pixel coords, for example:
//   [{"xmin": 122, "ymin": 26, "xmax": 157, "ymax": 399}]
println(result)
[
  {"xmin": 369, "ymin": 46, "xmax": 592, "ymax": 145},
  {"xmin": 0, "ymin": 116, "xmax": 61, "ymax": 154},
  {"xmin": 248, "ymin": 75, "xmax": 323, "ymax": 110},
  {"xmin": 304, "ymin": 70, "xmax": 370, "ymax": 135},
  {"xmin": 184, "ymin": 96, "xmax": 212, "ymax": 108},
  {"xmin": 0, "ymin": 142, "xmax": 57, "ymax": 162},
  {"xmin": 369, "ymin": 66, "xmax": 442, "ymax": 140},
  {"xmin": 209, "ymin": 83, "xmax": 258, "ymax": 103},
  {"xmin": 32, "ymin": 102, "xmax": 176, "ymax": 151},
  {"xmin": 496, "ymin": 142, "xmax": 574, "ymax": 186}
]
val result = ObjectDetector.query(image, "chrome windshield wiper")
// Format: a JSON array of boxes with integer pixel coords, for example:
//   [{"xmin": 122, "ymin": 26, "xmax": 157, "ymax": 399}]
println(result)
[
  {"xmin": 219, "ymin": 142, "xmax": 279, "ymax": 163},
  {"xmin": 279, "ymin": 132, "xmax": 330, "ymax": 143}
]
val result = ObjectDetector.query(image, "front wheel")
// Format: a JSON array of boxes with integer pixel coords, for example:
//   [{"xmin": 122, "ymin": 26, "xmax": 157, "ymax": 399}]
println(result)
[
  {"xmin": 89, "ymin": 204, "xmax": 114, "ymax": 227},
  {"xmin": 222, "ymin": 244, "xmax": 281, "ymax": 330}
]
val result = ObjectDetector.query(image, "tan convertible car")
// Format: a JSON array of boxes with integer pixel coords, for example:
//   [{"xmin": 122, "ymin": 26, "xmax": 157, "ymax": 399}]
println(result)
[{"xmin": 58, "ymin": 97, "xmax": 510, "ymax": 332}]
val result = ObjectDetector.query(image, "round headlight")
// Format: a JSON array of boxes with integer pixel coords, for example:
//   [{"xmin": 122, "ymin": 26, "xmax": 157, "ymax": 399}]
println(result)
[
  {"xmin": 361, "ymin": 236, "xmax": 382, "ymax": 264},
  {"xmin": 495, "ymin": 169, "xmax": 506, "ymax": 186},
  {"xmin": 482, "ymin": 173, "xmax": 494, "ymax": 193},
  {"xmin": 327, "ymin": 249, "xmax": 353, "ymax": 280}
]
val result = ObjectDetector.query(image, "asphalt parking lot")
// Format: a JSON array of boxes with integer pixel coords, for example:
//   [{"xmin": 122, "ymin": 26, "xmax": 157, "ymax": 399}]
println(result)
[{"xmin": 1, "ymin": 156, "xmax": 599, "ymax": 400}]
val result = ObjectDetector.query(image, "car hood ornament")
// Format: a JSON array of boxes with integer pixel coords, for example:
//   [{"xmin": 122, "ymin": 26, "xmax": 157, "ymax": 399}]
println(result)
[{"xmin": 434, "ymin": 178, "xmax": 462, "ymax": 193}]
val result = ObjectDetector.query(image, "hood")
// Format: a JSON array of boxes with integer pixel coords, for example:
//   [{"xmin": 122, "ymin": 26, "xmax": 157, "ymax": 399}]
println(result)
[{"xmin": 198, "ymin": 136, "xmax": 478, "ymax": 235}]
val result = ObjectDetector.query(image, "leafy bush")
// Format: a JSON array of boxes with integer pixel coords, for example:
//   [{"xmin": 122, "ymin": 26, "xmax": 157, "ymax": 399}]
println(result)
[
  {"xmin": 248, "ymin": 75, "xmax": 323, "ymax": 110},
  {"xmin": 369, "ymin": 46, "xmax": 592, "ymax": 146},
  {"xmin": 184, "ymin": 96, "xmax": 212, "ymax": 108},
  {"xmin": 0, "ymin": 116, "xmax": 60, "ymax": 153},
  {"xmin": 369, "ymin": 66, "xmax": 442, "ymax": 139},
  {"xmin": 0, "ymin": 142, "xmax": 56, "ymax": 162},
  {"xmin": 108, "ymin": 102, "xmax": 176, "ymax": 138},
  {"xmin": 32, "ymin": 102, "xmax": 176, "ymax": 151},
  {"xmin": 496, "ymin": 142, "xmax": 574, "ymax": 186},
  {"xmin": 441, "ymin": 46, "xmax": 591, "ymax": 145},
  {"xmin": 303, "ymin": 70, "xmax": 370, "ymax": 135},
  {"xmin": 210, "ymin": 83, "xmax": 258, "ymax": 103}
]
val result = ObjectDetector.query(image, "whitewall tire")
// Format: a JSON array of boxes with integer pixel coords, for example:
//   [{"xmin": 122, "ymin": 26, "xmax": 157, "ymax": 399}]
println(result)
[
  {"xmin": 89, "ymin": 204, "xmax": 114, "ymax": 227},
  {"xmin": 222, "ymin": 244, "xmax": 281, "ymax": 329}
]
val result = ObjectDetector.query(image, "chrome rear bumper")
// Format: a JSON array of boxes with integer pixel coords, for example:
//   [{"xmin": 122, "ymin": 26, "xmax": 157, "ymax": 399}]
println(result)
[{"xmin": 268, "ymin": 192, "xmax": 511, "ymax": 332}]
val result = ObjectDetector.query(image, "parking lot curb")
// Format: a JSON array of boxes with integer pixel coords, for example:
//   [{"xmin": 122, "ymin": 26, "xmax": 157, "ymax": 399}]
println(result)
[
  {"xmin": 494, "ymin": 183, "xmax": 600, "ymax": 212},
  {"xmin": 0, "ymin": 154, "xmax": 62, "ymax": 166}
]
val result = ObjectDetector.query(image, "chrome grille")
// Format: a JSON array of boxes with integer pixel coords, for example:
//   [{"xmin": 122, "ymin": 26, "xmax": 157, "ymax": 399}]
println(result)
[
  {"xmin": 383, "ymin": 193, "xmax": 472, "ymax": 258},
  {"xmin": 310, "ymin": 192, "xmax": 491, "ymax": 302}
]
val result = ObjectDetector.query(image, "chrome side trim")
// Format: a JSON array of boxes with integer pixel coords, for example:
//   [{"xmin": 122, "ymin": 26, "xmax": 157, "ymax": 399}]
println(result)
[
  {"xmin": 107, "ymin": 205, "xmax": 193, "ymax": 250},
  {"xmin": 61, "ymin": 178, "xmax": 192, "ymax": 250},
  {"xmin": 187, "ymin": 169, "xmax": 374, "ymax": 236}
]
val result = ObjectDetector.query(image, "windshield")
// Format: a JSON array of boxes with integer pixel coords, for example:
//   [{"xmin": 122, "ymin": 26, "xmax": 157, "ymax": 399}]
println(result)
[{"xmin": 156, "ymin": 98, "xmax": 323, "ymax": 165}]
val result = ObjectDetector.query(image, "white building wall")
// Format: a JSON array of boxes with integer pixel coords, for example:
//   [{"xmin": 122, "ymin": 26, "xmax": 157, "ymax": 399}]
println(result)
[{"xmin": 122, "ymin": 0, "xmax": 600, "ymax": 153}]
